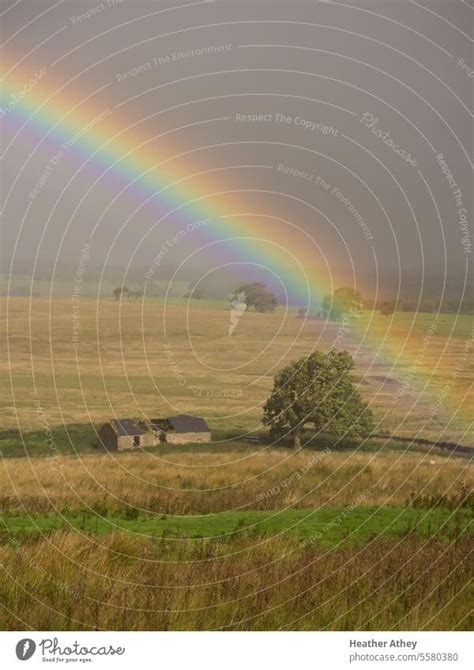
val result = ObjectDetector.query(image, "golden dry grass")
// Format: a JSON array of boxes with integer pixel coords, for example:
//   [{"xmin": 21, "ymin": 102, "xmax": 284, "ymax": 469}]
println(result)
[
  {"xmin": 0, "ymin": 531, "xmax": 471, "ymax": 630},
  {"xmin": 1, "ymin": 298, "xmax": 472, "ymax": 442},
  {"xmin": 1, "ymin": 449, "xmax": 471, "ymax": 514}
]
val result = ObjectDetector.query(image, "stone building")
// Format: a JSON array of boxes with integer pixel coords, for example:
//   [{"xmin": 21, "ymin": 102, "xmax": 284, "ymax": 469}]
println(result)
[
  {"xmin": 98, "ymin": 415, "xmax": 211, "ymax": 450},
  {"xmin": 151, "ymin": 415, "xmax": 211, "ymax": 444},
  {"xmin": 98, "ymin": 419, "xmax": 157, "ymax": 451}
]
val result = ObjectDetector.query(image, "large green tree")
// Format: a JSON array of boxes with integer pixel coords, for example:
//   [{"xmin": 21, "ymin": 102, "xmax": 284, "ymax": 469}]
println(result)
[
  {"xmin": 232, "ymin": 282, "xmax": 278, "ymax": 313},
  {"xmin": 262, "ymin": 350, "xmax": 374, "ymax": 448},
  {"xmin": 322, "ymin": 287, "xmax": 363, "ymax": 321}
]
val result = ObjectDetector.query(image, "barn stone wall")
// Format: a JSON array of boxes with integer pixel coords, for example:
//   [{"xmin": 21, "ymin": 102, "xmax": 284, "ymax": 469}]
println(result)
[
  {"xmin": 116, "ymin": 435, "xmax": 135, "ymax": 451},
  {"xmin": 140, "ymin": 433, "xmax": 159, "ymax": 447},
  {"xmin": 166, "ymin": 432, "xmax": 211, "ymax": 444},
  {"xmin": 99, "ymin": 425, "xmax": 211, "ymax": 450},
  {"xmin": 116, "ymin": 433, "xmax": 159, "ymax": 451}
]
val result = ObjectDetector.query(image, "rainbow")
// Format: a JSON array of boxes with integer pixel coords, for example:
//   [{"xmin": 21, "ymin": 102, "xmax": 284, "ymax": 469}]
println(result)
[
  {"xmin": 1, "ymin": 60, "xmax": 471, "ymax": 438},
  {"xmin": 1, "ymin": 60, "xmax": 335, "ymax": 307}
]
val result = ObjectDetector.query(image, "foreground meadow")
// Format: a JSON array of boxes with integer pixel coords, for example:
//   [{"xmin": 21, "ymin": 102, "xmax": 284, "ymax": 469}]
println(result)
[
  {"xmin": 0, "ymin": 445, "xmax": 471, "ymax": 630},
  {"xmin": 0, "ymin": 532, "xmax": 471, "ymax": 630}
]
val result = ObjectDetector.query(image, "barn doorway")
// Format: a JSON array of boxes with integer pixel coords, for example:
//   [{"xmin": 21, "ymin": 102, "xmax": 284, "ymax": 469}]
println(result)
[{"xmin": 133, "ymin": 435, "xmax": 140, "ymax": 447}]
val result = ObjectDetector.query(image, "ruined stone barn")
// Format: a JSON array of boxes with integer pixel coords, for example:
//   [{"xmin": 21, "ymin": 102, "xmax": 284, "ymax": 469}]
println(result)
[
  {"xmin": 151, "ymin": 415, "xmax": 211, "ymax": 444},
  {"xmin": 98, "ymin": 419, "xmax": 157, "ymax": 451},
  {"xmin": 98, "ymin": 415, "xmax": 211, "ymax": 450}
]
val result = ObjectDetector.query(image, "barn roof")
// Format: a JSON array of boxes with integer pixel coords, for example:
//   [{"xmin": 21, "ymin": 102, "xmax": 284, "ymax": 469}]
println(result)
[
  {"xmin": 166, "ymin": 415, "xmax": 210, "ymax": 433},
  {"xmin": 150, "ymin": 418, "xmax": 169, "ymax": 431},
  {"xmin": 109, "ymin": 419, "xmax": 146, "ymax": 436}
]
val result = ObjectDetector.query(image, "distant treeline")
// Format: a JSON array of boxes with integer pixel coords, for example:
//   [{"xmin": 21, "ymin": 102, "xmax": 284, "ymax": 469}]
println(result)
[
  {"xmin": 372, "ymin": 297, "xmax": 474, "ymax": 314},
  {"xmin": 2, "ymin": 273, "xmax": 473, "ymax": 315}
]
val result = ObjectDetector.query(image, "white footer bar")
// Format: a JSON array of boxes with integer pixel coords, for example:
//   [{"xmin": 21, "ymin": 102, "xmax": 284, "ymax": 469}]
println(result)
[{"xmin": 0, "ymin": 631, "xmax": 472, "ymax": 669}]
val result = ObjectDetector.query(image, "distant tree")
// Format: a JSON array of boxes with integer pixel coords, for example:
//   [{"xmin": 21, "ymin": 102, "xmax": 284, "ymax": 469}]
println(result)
[
  {"xmin": 113, "ymin": 286, "xmax": 129, "ymax": 301},
  {"xmin": 128, "ymin": 290, "xmax": 143, "ymax": 301},
  {"xmin": 262, "ymin": 350, "xmax": 373, "ymax": 449},
  {"xmin": 380, "ymin": 300, "xmax": 397, "ymax": 316},
  {"xmin": 184, "ymin": 287, "xmax": 207, "ymax": 300},
  {"xmin": 297, "ymin": 307, "xmax": 322, "ymax": 319},
  {"xmin": 322, "ymin": 287, "xmax": 363, "ymax": 321},
  {"xmin": 232, "ymin": 282, "xmax": 277, "ymax": 313}
]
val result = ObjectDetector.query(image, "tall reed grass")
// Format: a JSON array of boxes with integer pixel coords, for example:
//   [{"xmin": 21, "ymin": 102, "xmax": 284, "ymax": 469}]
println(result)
[{"xmin": 0, "ymin": 531, "xmax": 471, "ymax": 630}]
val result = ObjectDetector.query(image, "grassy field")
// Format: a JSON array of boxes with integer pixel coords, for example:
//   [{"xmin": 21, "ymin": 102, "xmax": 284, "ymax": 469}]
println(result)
[
  {"xmin": 0, "ymin": 448, "xmax": 472, "ymax": 513},
  {"xmin": 0, "ymin": 297, "xmax": 472, "ymax": 630},
  {"xmin": 0, "ymin": 532, "xmax": 471, "ymax": 630},
  {"xmin": 1, "ymin": 506, "xmax": 471, "ymax": 546},
  {"xmin": 1, "ymin": 298, "xmax": 472, "ymax": 444}
]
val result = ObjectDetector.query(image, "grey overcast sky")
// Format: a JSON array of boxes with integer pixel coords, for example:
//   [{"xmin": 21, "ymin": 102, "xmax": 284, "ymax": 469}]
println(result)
[{"xmin": 1, "ymin": 0, "xmax": 472, "ymax": 302}]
